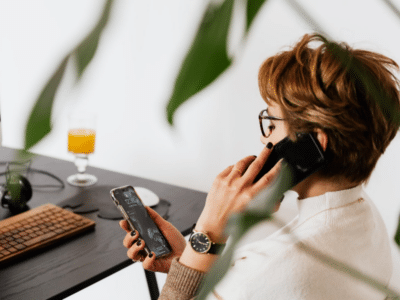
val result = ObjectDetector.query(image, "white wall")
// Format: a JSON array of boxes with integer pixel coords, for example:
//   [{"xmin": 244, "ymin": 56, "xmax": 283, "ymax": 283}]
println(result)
[{"xmin": 0, "ymin": 0, "xmax": 400, "ymax": 239}]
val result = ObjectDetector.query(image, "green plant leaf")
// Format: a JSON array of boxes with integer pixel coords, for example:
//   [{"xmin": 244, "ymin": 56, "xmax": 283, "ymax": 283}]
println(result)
[
  {"xmin": 166, "ymin": 0, "xmax": 234, "ymax": 126},
  {"xmin": 24, "ymin": 56, "xmax": 69, "ymax": 150},
  {"xmin": 197, "ymin": 158, "xmax": 400, "ymax": 299},
  {"xmin": 24, "ymin": 0, "xmax": 114, "ymax": 150},
  {"xmin": 73, "ymin": 0, "xmax": 114, "ymax": 79},
  {"xmin": 395, "ymin": 214, "xmax": 400, "ymax": 247},
  {"xmin": 196, "ymin": 163, "xmax": 294, "ymax": 299},
  {"xmin": 245, "ymin": 0, "xmax": 268, "ymax": 33}
]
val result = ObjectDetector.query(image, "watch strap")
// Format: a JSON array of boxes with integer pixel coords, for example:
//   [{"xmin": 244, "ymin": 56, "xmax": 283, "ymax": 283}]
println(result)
[{"xmin": 208, "ymin": 241, "xmax": 225, "ymax": 254}]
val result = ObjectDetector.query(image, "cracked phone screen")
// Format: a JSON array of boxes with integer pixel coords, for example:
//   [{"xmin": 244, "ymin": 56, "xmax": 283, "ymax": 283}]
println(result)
[{"xmin": 113, "ymin": 187, "xmax": 172, "ymax": 257}]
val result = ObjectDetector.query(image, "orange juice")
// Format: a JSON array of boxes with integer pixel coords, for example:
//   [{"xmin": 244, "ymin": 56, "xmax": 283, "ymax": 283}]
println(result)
[{"xmin": 68, "ymin": 129, "xmax": 96, "ymax": 154}]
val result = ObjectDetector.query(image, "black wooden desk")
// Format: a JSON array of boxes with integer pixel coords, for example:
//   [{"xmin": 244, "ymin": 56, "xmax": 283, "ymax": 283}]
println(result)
[{"xmin": 0, "ymin": 147, "xmax": 207, "ymax": 299}]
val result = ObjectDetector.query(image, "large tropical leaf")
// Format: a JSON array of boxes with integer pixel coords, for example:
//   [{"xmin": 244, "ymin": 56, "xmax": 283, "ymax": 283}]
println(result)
[
  {"xmin": 73, "ymin": 0, "xmax": 113, "ymax": 79},
  {"xmin": 395, "ymin": 214, "xmax": 400, "ymax": 247},
  {"xmin": 197, "ymin": 163, "xmax": 294, "ymax": 299},
  {"xmin": 24, "ymin": 56, "xmax": 69, "ymax": 150},
  {"xmin": 24, "ymin": 0, "xmax": 114, "ymax": 150},
  {"xmin": 246, "ymin": 0, "xmax": 268, "ymax": 33},
  {"xmin": 166, "ymin": 0, "xmax": 234, "ymax": 125},
  {"xmin": 198, "ymin": 161, "xmax": 400, "ymax": 299}
]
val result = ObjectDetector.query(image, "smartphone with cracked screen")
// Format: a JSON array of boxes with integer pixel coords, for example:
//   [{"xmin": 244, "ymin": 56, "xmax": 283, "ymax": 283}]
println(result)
[{"xmin": 110, "ymin": 185, "xmax": 172, "ymax": 258}]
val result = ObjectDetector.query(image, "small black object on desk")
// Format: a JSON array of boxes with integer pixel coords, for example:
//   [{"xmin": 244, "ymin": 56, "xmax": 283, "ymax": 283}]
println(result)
[{"xmin": 0, "ymin": 147, "xmax": 206, "ymax": 300}]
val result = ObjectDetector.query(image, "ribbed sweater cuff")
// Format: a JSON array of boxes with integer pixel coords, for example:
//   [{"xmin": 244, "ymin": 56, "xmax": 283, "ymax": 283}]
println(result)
[{"xmin": 162, "ymin": 257, "xmax": 206, "ymax": 297}]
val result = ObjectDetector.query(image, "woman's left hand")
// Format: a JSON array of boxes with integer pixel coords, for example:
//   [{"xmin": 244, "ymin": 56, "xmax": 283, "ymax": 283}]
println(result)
[
  {"xmin": 120, "ymin": 206, "xmax": 187, "ymax": 273},
  {"xmin": 196, "ymin": 145, "xmax": 282, "ymax": 243}
]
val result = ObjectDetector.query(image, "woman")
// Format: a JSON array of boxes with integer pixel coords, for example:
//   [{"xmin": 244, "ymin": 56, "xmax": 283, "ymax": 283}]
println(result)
[{"xmin": 120, "ymin": 34, "xmax": 400, "ymax": 299}]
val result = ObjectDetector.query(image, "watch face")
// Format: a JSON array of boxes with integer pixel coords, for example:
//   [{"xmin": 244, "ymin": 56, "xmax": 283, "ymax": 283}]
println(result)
[{"xmin": 190, "ymin": 232, "xmax": 211, "ymax": 253}]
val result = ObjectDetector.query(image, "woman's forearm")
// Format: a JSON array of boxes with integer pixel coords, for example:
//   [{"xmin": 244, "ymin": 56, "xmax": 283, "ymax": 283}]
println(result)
[{"xmin": 179, "ymin": 242, "xmax": 219, "ymax": 273}]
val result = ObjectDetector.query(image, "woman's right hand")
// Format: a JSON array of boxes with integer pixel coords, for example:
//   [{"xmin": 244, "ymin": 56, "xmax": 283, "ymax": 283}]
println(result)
[{"xmin": 120, "ymin": 206, "xmax": 187, "ymax": 273}]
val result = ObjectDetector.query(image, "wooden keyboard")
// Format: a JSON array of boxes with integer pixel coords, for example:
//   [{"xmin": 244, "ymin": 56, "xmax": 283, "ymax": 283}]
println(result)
[{"xmin": 0, "ymin": 203, "xmax": 95, "ymax": 266}]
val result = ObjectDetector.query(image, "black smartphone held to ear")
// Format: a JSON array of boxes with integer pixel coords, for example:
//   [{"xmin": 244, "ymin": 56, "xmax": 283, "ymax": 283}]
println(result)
[
  {"xmin": 110, "ymin": 185, "xmax": 172, "ymax": 258},
  {"xmin": 254, "ymin": 133, "xmax": 328, "ymax": 187}
]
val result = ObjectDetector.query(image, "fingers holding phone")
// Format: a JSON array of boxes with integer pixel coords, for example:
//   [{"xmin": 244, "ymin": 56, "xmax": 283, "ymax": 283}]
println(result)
[
  {"xmin": 126, "ymin": 236, "xmax": 147, "ymax": 261},
  {"xmin": 117, "ymin": 201, "xmax": 187, "ymax": 273},
  {"xmin": 196, "ymin": 146, "xmax": 280, "ymax": 242},
  {"xmin": 121, "ymin": 226, "xmax": 138, "ymax": 248},
  {"xmin": 111, "ymin": 186, "xmax": 172, "ymax": 258},
  {"xmin": 120, "ymin": 223, "xmax": 145, "ymax": 260}
]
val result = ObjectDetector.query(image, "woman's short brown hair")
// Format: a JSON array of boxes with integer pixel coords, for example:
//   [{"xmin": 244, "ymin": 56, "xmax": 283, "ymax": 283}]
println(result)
[{"xmin": 258, "ymin": 33, "xmax": 400, "ymax": 183}]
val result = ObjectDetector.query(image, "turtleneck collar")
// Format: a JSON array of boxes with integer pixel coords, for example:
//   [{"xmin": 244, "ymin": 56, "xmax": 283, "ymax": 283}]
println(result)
[{"xmin": 296, "ymin": 185, "xmax": 364, "ymax": 224}]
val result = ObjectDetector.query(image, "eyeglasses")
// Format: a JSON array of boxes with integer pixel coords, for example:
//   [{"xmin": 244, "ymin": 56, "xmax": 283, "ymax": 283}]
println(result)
[{"xmin": 259, "ymin": 109, "xmax": 285, "ymax": 138}]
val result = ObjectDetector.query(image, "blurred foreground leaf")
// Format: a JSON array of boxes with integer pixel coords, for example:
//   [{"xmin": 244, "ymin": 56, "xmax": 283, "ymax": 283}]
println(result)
[
  {"xmin": 166, "ymin": 0, "xmax": 234, "ymax": 125},
  {"xmin": 395, "ymin": 214, "xmax": 400, "ymax": 247},
  {"xmin": 24, "ymin": 0, "xmax": 114, "ymax": 150},
  {"xmin": 73, "ymin": 0, "xmax": 113, "ymax": 79},
  {"xmin": 198, "ymin": 159, "xmax": 400, "ymax": 299},
  {"xmin": 197, "ymin": 163, "xmax": 294, "ymax": 299},
  {"xmin": 246, "ymin": 0, "xmax": 268, "ymax": 33},
  {"xmin": 24, "ymin": 57, "xmax": 69, "ymax": 150}
]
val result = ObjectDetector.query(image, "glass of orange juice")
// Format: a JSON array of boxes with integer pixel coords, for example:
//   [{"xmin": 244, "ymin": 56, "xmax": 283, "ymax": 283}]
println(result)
[{"xmin": 67, "ymin": 113, "xmax": 97, "ymax": 186}]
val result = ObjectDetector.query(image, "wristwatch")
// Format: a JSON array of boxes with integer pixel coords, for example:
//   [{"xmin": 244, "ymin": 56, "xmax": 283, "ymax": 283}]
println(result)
[{"xmin": 189, "ymin": 224, "xmax": 226, "ymax": 254}]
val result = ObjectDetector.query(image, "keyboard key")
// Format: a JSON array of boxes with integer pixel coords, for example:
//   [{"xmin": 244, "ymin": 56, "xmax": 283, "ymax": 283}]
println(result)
[
  {"xmin": 15, "ymin": 244, "xmax": 26, "ymax": 250},
  {"xmin": 54, "ymin": 229, "xmax": 65, "ymax": 234},
  {"xmin": 24, "ymin": 232, "xmax": 57, "ymax": 247}
]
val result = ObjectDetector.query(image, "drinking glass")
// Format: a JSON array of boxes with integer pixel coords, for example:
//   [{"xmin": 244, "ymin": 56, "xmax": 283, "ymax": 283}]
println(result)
[{"xmin": 67, "ymin": 113, "xmax": 98, "ymax": 186}]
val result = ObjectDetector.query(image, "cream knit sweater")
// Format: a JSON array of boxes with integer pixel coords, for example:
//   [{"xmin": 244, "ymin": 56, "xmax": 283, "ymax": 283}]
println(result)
[{"xmin": 160, "ymin": 185, "xmax": 393, "ymax": 299}]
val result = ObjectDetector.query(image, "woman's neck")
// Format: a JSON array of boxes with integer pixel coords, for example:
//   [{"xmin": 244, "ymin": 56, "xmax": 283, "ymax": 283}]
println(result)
[{"xmin": 293, "ymin": 175, "xmax": 359, "ymax": 200}]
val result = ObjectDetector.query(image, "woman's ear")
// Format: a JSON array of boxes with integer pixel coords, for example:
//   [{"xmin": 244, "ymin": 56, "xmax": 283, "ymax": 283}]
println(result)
[{"xmin": 315, "ymin": 129, "xmax": 328, "ymax": 151}]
